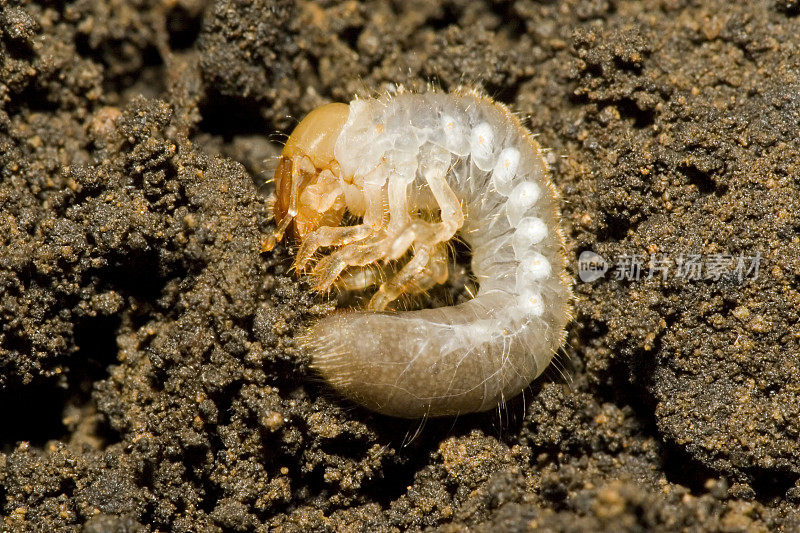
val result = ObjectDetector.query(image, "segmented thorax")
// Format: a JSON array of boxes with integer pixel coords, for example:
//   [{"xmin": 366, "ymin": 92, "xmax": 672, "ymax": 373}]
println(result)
[{"xmin": 271, "ymin": 90, "xmax": 572, "ymax": 418}]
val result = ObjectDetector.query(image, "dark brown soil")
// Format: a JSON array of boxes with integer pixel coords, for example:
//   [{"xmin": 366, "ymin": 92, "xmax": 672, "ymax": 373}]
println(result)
[{"xmin": 2, "ymin": 0, "xmax": 800, "ymax": 531}]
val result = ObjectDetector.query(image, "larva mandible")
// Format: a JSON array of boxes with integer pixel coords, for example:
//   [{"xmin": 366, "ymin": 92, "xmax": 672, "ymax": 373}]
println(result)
[{"xmin": 266, "ymin": 89, "xmax": 573, "ymax": 418}]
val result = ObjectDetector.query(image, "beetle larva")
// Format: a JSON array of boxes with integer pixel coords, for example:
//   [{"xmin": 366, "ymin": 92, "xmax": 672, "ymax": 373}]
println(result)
[{"xmin": 266, "ymin": 89, "xmax": 572, "ymax": 418}]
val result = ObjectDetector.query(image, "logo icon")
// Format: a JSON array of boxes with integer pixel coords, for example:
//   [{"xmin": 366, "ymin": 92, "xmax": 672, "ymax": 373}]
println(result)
[{"xmin": 578, "ymin": 251, "xmax": 608, "ymax": 282}]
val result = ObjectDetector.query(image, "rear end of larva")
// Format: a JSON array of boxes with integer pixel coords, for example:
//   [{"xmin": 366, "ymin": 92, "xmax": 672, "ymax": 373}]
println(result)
[
  {"xmin": 299, "ymin": 91, "xmax": 572, "ymax": 418},
  {"xmin": 305, "ymin": 291, "xmax": 568, "ymax": 418}
]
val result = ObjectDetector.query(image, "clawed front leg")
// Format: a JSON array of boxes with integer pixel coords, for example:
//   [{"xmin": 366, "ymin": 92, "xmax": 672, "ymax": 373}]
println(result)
[
  {"xmin": 293, "ymin": 224, "xmax": 374, "ymax": 272},
  {"xmin": 294, "ymin": 181, "xmax": 388, "ymax": 272},
  {"xmin": 310, "ymin": 234, "xmax": 392, "ymax": 291}
]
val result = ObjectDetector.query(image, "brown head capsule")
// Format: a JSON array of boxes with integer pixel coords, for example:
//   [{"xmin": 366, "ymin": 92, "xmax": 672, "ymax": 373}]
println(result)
[{"xmin": 266, "ymin": 102, "xmax": 351, "ymax": 249}]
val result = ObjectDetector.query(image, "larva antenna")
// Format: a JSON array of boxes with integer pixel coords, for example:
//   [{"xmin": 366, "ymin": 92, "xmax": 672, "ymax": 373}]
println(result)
[{"xmin": 268, "ymin": 131, "xmax": 290, "ymax": 143}]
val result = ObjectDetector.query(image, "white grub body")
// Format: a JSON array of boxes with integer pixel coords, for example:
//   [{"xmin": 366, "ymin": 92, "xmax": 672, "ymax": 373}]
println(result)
[{"xmin": 304, "ymin": 91, "xmax": 572, "ymax": 418}]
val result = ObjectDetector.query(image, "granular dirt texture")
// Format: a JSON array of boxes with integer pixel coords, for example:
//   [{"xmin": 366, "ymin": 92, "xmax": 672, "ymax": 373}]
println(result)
[{"xmin": 1, "ymin": 0, "xmax": 800, "ymax": 531}]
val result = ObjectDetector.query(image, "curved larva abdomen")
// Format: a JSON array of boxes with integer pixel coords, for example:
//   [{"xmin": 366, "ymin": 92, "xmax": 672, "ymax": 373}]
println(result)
[{"xmin": 287, "ymin": 91, "xmax": 572, "ymax": 418}]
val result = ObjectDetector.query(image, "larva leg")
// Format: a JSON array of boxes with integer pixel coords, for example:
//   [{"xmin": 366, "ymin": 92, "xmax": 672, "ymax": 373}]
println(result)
[
  {"xmin": 300, "ymin": 183, "xmax": 388, "ymax": 281},
  {"xmin": 423, "ymin": 162, "xmax": 465, "ymax": 244},
  {"xmin": 368, "ymin": 247, "xmax": 433, "ymax": 311},
  {"xmin": 293, "ymin": 224, "xmax": 374, "ymax": 272},
  {"xmin": 411, "ymin": 244, "xmax": 449, "ymax": 292},
  {"xmin": 309, "ymin": 220, "xmax": 422, "ymax": 291},
  {"xmin": 335, "ymin": 264, "xmax": 388, "ymax": 291},
  {"xmin": 318, "ymin": 163, "xmax": 463, "ymax": 303},
  {"xmin": 368, "ymin": 243, "xmax": 449, "ymax": 311},
  {"xmin": 310, "ymin": 235, "xmax": 392, "ymax": 291},
  {"xmin": 314, "ymin": 219, "xmax": 439, "ymax": 295},
  {"xmin": 309, "ymin": 168, "xmax": 440, "ymax": 274}
]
